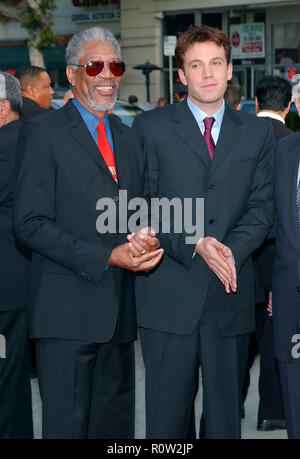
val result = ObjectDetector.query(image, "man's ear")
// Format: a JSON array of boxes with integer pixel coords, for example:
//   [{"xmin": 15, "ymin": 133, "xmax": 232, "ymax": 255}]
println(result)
[
  {"xmin": 25, "ymin": 83, "xmax": 35, "ymax": 98},
  {"xmin": 227, "ymin": 62, "xmax": 233, "ymax": 81},
  {"xmin": 0, "ymin": 100, "xmax": 10, "ymax": 122},
  {"xmin": 66, "ymin": 66, "xmax": 76, "ymax": 88},
  {"xmin": 178, "ymin": 68, "xmax": 187, "ymax": 86}
]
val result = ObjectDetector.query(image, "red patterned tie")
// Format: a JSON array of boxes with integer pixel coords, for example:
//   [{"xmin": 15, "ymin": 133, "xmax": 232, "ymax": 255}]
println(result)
[
  {"xmin": 96, "ymin": 121, "xmax": 118, "ymax": 183},
  {"xmin": 203, "ymin": 117, "xmax": 215, "ymax": 160}
]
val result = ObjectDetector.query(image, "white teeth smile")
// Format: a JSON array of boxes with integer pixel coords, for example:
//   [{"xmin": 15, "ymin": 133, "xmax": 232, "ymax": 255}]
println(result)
[{"xmin": 96, "ymin": 86, "xmax": 113, "ymax": 91}]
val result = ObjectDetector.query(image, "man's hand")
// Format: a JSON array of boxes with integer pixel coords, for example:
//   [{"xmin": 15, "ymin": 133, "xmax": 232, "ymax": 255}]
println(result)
[
  {"xmin": 127, "ymin": 227, "xmax": 160, "ymax": 257},
  {"xmin": 195, "ymin": 237, "xmax": 237, "ymax": 294},
  {"xmin": 267, "ymin": 291, "xmax": 272, "ymax": 317},
  {"xmin": 108, "ymin": 242, "xmax": 163, "ymax": 272}
]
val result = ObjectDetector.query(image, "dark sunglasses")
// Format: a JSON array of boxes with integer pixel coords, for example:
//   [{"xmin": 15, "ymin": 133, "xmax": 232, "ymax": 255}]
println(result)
[{"xmin": 73, "ymin": 60, "xmax": 126, "ymax": 77}]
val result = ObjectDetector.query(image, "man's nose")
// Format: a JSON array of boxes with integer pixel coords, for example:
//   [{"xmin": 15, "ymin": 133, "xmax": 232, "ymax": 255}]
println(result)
[
  {"xmin": 99, "ymin": 62, "xmax": 114, "ymax": 78},
  {"xmin": 202, "ymin": 64, "xmax": 212, "ymax": 78}
]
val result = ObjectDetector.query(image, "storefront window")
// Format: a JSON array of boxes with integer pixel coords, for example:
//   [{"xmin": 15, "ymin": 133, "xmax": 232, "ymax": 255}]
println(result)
[{"xmin": 273, "ymin": 22, "xmax": 300, "ymax": 66}]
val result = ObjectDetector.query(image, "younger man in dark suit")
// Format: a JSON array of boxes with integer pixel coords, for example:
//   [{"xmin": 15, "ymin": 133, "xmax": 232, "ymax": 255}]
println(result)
[
  {"xmin": 130, "ymin": 25, "xmax": 274, "ymax": 439},
  {"xmin": 0, "ymin": 72, "xmax": 33, "ymax": 438}
]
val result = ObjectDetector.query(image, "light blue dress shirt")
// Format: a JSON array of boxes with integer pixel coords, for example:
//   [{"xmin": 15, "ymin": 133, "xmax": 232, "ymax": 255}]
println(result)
[
  {"xmin": 187, "ymin": 97, "xmax": 225, "ymax": 145},
  {"xmin": 72, "ymin": 97, "xmax": 114, "ymax": 152},
  {"xmin": 72, "ymin": 98, "xmax": 114, "ymax": 272}
]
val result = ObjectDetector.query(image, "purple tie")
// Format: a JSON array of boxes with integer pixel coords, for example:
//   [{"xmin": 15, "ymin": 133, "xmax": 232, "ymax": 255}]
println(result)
[{"xmin": 203, "ymin": 117, "xmax": 215, "ymax": 160}]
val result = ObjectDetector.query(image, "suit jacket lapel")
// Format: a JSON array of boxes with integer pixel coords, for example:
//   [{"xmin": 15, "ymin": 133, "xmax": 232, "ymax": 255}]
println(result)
[
  {"xmin": 64, "ymin": 101, "xmax": 118, "ymax": 184},
  {"xmin": 171, "ymin": 100, "xmax": 211, "ymax": 169},
  {"xmin": 210, "ymin": 105, "xmax": 242, "ymax": 175},
  {"xmin": 288, "ymin": 138, "xmax": 300, "ymax": 244}
]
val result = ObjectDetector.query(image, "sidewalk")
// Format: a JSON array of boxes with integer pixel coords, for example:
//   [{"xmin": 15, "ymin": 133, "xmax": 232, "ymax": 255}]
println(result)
[{"xmin": 31, "ymin": 338, "xmax": 287, "ymax": 439}]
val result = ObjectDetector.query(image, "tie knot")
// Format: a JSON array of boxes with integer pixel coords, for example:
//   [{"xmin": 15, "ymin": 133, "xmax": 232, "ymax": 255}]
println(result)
[
  {"xmin": 204, "ymin": 117, "xmax": 215, "ymax": 132},
  {"xmin": 96, "ymin": 120, "xmax": 105, "ymax": 133}
]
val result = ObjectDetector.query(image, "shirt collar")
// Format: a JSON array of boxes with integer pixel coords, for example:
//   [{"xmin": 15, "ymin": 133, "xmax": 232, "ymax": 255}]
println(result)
[
  {"xmin": 257, "ymin": 111, "xmax": 285, "ymax": 125},
  {"xmin": 72, "ymin": 97, "xmax": 109, "ymax": 134},
  {"xmin": 187, "ymin": 97, "xmax": 225, "ymax": 127}
]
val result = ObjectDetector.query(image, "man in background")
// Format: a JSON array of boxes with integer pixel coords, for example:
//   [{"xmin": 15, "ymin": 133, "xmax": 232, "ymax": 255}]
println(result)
[
  {"xmin": 156, "ymin": 97, "xmax": 167, "ymax": 108},
  {"xmin": 224, "ymin": 75, "xmax": 241, "ymax": 110},
  {"xmin": 15, "ymin": 65, "xmax": 54, "ymax": 121},
  {"xmin": 0, "ymin": 72, "xmax": 33, "ymax": 438},
  {"xmin": 252, "ymin": 76, "xmax": 293, "ymax": 431},
  {"xmin": 15, "ymin": 65, "xmax": 55, "ymax": 376}
]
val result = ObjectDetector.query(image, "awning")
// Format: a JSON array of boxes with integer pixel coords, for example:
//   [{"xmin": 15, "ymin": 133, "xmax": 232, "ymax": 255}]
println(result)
[{"xmin": 0, "ymin": 46, "xmax": 67, "ymax": 71}]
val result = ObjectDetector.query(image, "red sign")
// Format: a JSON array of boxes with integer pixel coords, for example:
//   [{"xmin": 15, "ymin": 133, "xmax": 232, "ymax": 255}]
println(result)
[
  {"xmin": 242, "ymin": 42, "xmax": 263, "ymax": 53},
  {"xmin": 285, "ymin": 67, "xmax": 297, "ymax": 81},
  {"xmin": 231, "ymin": 32, "xmax": 240, "ymax": 48}
]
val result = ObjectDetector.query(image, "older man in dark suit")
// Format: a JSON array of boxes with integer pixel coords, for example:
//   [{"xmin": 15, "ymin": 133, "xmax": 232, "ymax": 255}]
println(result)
[
  {"xmin": 130, "ymin": 25, "xmax": 274, "ymax": 439},
  {"xmin": 0, "ymin": 72, "xmax": 33, "ymax": 438},
  {"xmin": 14, "ymin": 27, "xmax": 163, "ymax": 439},
  {"xmin": 271, "ymin": 131, "xmax": 300, "ymax": 438},
  {"xmin": 252, "ymin": 76, "xmax": 293, "ymax": 431}
]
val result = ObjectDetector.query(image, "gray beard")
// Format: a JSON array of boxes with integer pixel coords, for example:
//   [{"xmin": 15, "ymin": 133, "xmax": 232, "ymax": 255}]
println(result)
[{"xmin": 86, "ymin": 92, "xmax": 118, "ymax": 113}]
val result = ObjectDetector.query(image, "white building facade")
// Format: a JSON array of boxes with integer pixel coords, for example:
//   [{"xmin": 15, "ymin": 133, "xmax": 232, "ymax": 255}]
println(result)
[{"xmin": 0, "ymin": 0, "xmax": 299, "ymax": 102}]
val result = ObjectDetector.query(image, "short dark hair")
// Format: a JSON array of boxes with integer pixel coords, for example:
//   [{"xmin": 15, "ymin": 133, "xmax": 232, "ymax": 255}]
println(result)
[
  {"xmin": 225, "ymin": 75, "xmax": 242, "ymax": 109},
  {"xmin": 175, "ymin": 25, "xmax": 232, "ymax": 69},
  {"xmin": 15, "ymin": 65, "xmax": 47, "ymax": 90},
  {"xmin": 255, "ymin": 76, "xmax": 292, "ymax": 112}
]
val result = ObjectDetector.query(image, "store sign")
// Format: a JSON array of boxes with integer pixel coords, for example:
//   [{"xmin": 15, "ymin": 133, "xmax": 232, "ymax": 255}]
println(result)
[
  {"xmin": 163, "ymin": 36, "xmax": 177, "ymax": 56},
  {"xmin": 71, "ymin": 9, "xmax": 120, "ymax": 23},
  {"xmin": 230, "ymin": 23, "xmax": 265, "ymax": 59},
  {"xmin": 72, "ymin": 0, "xmax": 119, "ymax": 5},
  {"xmin": 285, "ymin": 67, "xmax": 297, "ymax": 81}
]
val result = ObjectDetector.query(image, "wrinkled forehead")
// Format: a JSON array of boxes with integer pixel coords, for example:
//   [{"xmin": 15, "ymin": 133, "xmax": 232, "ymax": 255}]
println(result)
[
  {"xmin": 0, "ymin": 74, "xmax": 6, "ymax": 99},
  {"xmin": 78, "ymin": 40, "xmax": 120, "ymax": 62}
]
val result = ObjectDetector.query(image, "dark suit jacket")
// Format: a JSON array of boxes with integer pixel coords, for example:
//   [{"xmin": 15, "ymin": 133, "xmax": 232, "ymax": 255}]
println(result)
[
  {"xmin": 14, "ymin": 101, "xmax": 146, "ymax": 343},
  {"xmin": 253, "ymin": 116, "xmax": 293, "ymax": 300},
  {"xmin": 20, "ymin": 97, "xmax": 49, "ymax": 122},
  {"xmin": 133, "ymin": 100, "xmax": 274, "ymax": 337},
  {"xmin": 272, "ymin": 132, "xmax": 300, "ymax": 361},
  {"xmin": 0, "ymin": 119, "xmax": 30, "ymax": 311}
]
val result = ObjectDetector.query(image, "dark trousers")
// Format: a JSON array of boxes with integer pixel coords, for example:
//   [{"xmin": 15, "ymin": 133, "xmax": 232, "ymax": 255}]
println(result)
[
  {"xmin": 36, "ymin": 338, "xmax": 135, "ymax": 439},
  {"xmin": 140, "ymin": 300, "xmax": 248, "ymax": 439},
  {"xmin": 278, "ymin": 359, "xmax": 300, "ymax": 439},
  {"xmin": 0, "ymin": 309, "xmax": 33, "ymax": 439},
  {"xmin": 258, "ymin": 312, "xmax": 285, "ymax": 421},
  {"xmin": 241, "ymin": 298, "xmax": 284, "ymax": 422}
]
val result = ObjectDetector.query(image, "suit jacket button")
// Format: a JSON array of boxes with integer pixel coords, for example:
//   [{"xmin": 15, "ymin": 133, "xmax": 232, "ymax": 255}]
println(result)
[
  {"xmin": 208, "ymin": 219, "xmax": 215, "ymax": 224},
  {"xmin": 297, "ymin": 286, "xmax": 300, "ymax": 292}
]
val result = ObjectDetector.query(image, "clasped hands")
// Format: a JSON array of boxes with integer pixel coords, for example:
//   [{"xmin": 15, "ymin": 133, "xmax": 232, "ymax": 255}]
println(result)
[
  {"xmin": 109, "ymin": 229, "xmax": 237, "ymax": 292},
  {"xmin": 108, "ymin": 227, "xmax": 163, "ymax": 272}
]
